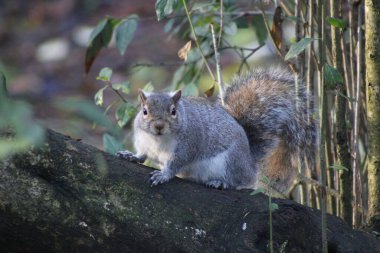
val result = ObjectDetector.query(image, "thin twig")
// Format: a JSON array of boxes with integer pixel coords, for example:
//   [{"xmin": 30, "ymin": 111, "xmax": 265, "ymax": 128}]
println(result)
[
  {"xmin": 279, "ymin": 0, "xmax": 293, "ymax": 16},
  {"xmin": 130, "ymin": 45, "xmax": 264, "ymax": 69},
  {"xmin": 237, "ymin": 44, "xmax": 265, "ymax": 73},
  {"xmin": 296, "ymin": 174, "xmax": 341, "ymax": 198},
  {"xmin": 106, "ymin": 81, "xmax": 127, "ymax": 103},
  {"xmin": 349, "ymin": 2, "xmax": 356, "ymax": 103},
  {"xmin": 217, "ymin": 0, "xmax": 223, "ymax": 48},
  {"xmin": 341, "ymin": 35, "xmax": 353, "ymax": 111},
  {"xmin": 318, "ymin": 0, "xmax": 328, "ymax": 251},
  {"xmin": 181, "ymin": 0, "xmax": 216, "ymax": 82},
  {"xmin": 210, "ymin": 24, "xmax": 224, "ymax": 105}
]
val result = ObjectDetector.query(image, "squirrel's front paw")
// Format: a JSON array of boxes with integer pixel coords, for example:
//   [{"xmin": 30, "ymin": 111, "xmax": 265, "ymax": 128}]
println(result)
[
  {"xmin": 116, "ymin": 150, "xmax": 145, "ymax": 163},
  {"xmin": 149, "ymin": 170, "xmax": 173, "ymax": 186}
]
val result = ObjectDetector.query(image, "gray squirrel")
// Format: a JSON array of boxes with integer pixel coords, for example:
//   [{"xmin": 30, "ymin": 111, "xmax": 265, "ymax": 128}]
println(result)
[{"xmin": 117, "ymin": 67, "xmax": 316, "ymax": 194}]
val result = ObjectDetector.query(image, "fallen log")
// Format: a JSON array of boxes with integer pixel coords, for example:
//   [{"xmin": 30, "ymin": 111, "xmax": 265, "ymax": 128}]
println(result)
[{"xmin": 0, "ymin": 129, "xmax": 379, "ymax": 252}]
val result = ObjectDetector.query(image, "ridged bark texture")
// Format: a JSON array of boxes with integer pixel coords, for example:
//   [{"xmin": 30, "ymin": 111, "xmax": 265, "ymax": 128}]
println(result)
[
  {"xmin": 1, "ymin": 129, "xmax": 380, "ymax": 252},
  {"xmin": 365, "ymin": 0, "xmax": 380, "ymax": 232}
]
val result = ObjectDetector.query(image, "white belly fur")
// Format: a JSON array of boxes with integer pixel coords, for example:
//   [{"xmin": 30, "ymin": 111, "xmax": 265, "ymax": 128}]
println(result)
[
  {"xmin": 178, "ymin": 150, "xmax": 228, "ymax": 183},
  {"xmin": 135, "ymin": 129, "xmax": 228, "ymax": 183},
  {"xmin": 134, "ymin": 129, "xmax": 177, "ymax": 167}
]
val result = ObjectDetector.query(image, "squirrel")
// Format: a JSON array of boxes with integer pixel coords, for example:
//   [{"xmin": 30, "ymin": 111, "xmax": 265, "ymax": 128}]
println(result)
[{"xmin": 117, "ymin": 67, "xmax": 316, "ymax": 194}]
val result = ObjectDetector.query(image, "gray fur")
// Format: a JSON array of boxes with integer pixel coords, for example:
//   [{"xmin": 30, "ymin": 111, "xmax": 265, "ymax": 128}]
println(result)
[
  {"xmin": 117, "ymin": 67, "xmax": 316, "ymax": 193},
  {"xmin": 118, "ymin": 92, "xmax": 256, "ymax": 189}
]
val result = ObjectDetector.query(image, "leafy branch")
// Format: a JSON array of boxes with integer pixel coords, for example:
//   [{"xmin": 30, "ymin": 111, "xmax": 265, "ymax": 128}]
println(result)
[{"xmin": 180, "ymin": 0, "xmax": 216, "ymax": 82}]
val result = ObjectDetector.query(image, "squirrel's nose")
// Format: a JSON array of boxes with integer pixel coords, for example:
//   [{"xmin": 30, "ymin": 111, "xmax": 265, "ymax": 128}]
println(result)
[{"xmin": 154, "ymin": 122, "xmax": 164, "ymax": 131}]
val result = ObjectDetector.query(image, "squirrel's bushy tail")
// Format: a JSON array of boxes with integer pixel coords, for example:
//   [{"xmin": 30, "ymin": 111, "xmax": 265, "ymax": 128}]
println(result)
[{"xmin": 223, "ymin": 67, "xmax": 317, "ymax": 194}]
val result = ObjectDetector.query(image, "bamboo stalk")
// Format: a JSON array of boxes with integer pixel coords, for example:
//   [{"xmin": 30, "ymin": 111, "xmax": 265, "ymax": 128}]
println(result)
[
  {"xmin": 305, "ymin": 0, "xmax": 315, "ymax": 207},
  {"xmin": 356, "ymin": 3, "xmax": 366, "ymax": 227},
  {"xmin": 318, "ymin": 0, "xmax": 328, "ymax": 251},
  {"xmin": 352, "ymin": 3, "xmax": 363, "ymax": 228},
  {"xmin": 349, "ymin": 2, "xmax": 356, "ymax": 107},
  {"xmin": 294, "ymin": 0, "xmax": 304, "ymax": 205}
]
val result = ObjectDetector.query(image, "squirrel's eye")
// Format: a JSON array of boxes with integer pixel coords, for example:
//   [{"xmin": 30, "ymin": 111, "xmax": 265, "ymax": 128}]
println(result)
[
  {"xmin": 171, "ymin": 107, "xmax": 176, "ymax": 116},
  {"xmin": 143, "ymin": 108, "xmax": 148, "ymax": 115}
]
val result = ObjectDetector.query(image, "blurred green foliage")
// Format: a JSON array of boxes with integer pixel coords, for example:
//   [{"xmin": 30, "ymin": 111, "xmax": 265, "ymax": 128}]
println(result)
[
  {"xmin": 84, "ymin": 1, "xmax": 346, "ymax": 154},
  {"xmin": 0, "ymin": 72, "xmax": 45, "ymax": 158},
  {"xmin": 85, "ymin": 0, "xmax": 273, "ymax": 152}
]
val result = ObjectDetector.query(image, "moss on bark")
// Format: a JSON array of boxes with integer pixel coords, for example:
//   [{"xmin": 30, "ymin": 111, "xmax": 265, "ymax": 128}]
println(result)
[
  {"xmin": 365, "ymin": 0, "xmax": 380, "ymax": 232},
  {"xmin": 0, "ymin": 129, "xmax": 379, "ymax": 252}
]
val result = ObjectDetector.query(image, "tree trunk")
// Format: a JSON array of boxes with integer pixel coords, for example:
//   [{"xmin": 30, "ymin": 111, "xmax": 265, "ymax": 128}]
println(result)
[
  {"xmin": 365, "ymin": 0, "xmax": 380, "ymax": 233},
  {"xmin": 0, "ymin": 129, "xmax": 379, "ymax": 253}
]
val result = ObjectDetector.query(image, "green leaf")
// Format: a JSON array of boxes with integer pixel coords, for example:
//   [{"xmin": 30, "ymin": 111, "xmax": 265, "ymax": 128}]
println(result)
[
  {"xmin": 97, "ymin": 67, "xmax": 113, "ymax": 82},
  {"xmin": 270, "ymin": 203, "xmax": 279, "ymax": 211},
  {"xmin": 115, "ymin": 102, "xmax": 137, "ymax": 128},
  {"xmin": 164, "ymin": 19, "xmax": 175, "ymax": 33},
  {"xmin": 55, "ymin": 98, "xmax": 115, "ymax": 133},
  {"xmin": 116, "ymin": 16, "xmax": 138, "ymax": 55},
  {"xmin": 110, "ymin": 18, "xmax": 123, "ymax": 28},
  {"xmin": 89, "ymin": 19, "xmax": 108, "ymax": 44},
  {"xmin": 94, "ymin": 86, "xmax": 107, "ymax": 106},
  {"xmin": 143, "ymin": 82, "xmax": 154, "ymax": 92},
  {"xmin": 171, "ymin": 65, "xmax": 186, "ymax": 89},
  {"xmin": 329, "ymin": 164, "xmax": 349, "ymax": 171},
  {"xmin": 326, "ymin": 17, "xmax": 347, "ymax": 29},
  {"xmin": 324, "ymin": 63, "xmax": 343, "ymax": 88},
  {"xmin": 182, "ymin": 83, "xmax": 199, "ymax": 96},
  {"xmin": 284, "ymin": 37, "xmax": 314, "ymax": 61},
  {"xmin": 252, "ymin": 14, "xmax": 268, "ymax": 45},
  {"xmin": 85, "ymin": 18, "xmax": 114, "ymax": 73},
  {"xmin": 194, "ymin": 24, "xmax": 209, "ymax": 37},
  {"xmin": 112, "ymin": 81, "xmax": 131, "ymax": 94},
  {"xmin": 250, "ymin": 188, "xmax": 265, "ymax": 196},
  {"xmin": 103, "ymin": 133, "xmax": 124, "ymax": 154},
  {"xmin": 0, "ymin": 98, "xmax": 45, "ymax": 158},
  {"xmin": 261, "ymin": 175, "xmax": 270, "ymax": 185},
  {"xmin": 0, "ymin": 71, "xmax": 7, "ymax": 98},
  {"xmin": 235, "ymin": 16, "xmax": 249, "ymax": 28},
  {"xmin": 223, "ymin": 21, "xmax": 238, "ymax": 36},
  {"xmin": 155, "ymin": 0, "xmax": 177, "ymax": 21}
]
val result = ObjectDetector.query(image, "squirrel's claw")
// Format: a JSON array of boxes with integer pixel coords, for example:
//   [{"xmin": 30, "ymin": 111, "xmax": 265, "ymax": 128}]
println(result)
[
  {"xmin": 149, "ymin": 170, "xmax": 172, "ymax": 186},
  {"xmin": 205, "ymin": 180, "xmax": 229, "ymax": 189},
  {"xmin": 116, "ymin": 150, "xmax": 145, "ymax": 163}
]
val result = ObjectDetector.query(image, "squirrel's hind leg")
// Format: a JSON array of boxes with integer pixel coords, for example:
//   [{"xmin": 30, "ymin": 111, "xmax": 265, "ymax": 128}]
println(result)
[{"xmin": 116, "ymin": 150, "xmax": 147, "ymax": 163}]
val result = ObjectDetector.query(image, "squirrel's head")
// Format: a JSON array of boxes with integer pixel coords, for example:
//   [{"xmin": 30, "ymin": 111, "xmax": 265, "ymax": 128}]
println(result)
[{"xmin": 137, "ymin": 89, "xmax": 182, "ymax": 136}]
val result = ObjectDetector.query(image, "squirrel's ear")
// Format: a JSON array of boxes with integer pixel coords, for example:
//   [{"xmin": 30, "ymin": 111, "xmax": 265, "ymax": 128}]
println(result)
[
  {"xmin": 138, "ymin": 89, "xmax": 147, "ymax": 103},
  {"xmin": 171, "ymin": 90, "xmax": 181, "ymax": 104}
]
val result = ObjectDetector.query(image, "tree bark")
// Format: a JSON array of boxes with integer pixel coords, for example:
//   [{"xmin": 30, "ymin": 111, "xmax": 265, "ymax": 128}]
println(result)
[
  {"xmin": 365, "ymin": 0, "xmax": 380, "ymax": 233},
  {"xmin": 0, "ymin": 129, "xmax": 379, "ymax": 253}
]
